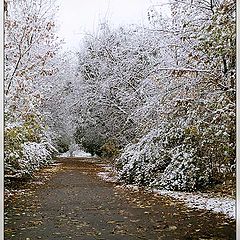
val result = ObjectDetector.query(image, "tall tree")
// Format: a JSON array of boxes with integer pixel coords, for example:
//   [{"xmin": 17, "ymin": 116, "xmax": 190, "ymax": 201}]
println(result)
[{"xmin": 4, "ymin": 0, "xmax": 60, "ymax": 179}]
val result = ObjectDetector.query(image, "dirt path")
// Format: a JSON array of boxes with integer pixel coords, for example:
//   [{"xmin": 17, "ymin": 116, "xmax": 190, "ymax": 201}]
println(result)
[{"xmin": 5, "ymin": 157, "xmax": 236, "ymax": 240}]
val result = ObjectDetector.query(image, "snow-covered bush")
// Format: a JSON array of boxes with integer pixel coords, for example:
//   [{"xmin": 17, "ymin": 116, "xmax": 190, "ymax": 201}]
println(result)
[
  {"xmin": 116, "ymin": 106, "xmax": 235, "ymax": 192},
  {"xmin": 20, "ymin": 142, "xmax": 53, "ymax": 176},
  {"xmin": 116, "ymin": 125, "xmax": 184, "ymax": 186},
  {"xmin": 156, "ymin": 145, "xmax": 211, "ymax": 191},
  {"xmin": 4, "ymin": 117, "xmax": 56, "ymax": 179},
  {"xmin": 5, "ymin": 141, "xmax": 54, "ymax": 179}
]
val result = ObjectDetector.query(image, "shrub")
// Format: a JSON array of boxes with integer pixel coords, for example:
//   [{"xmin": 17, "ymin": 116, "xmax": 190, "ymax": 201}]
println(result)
[
  {"xmin": 116, "ymin": 125, "xmax": 183, "ymax": 186},
  {"xmin": 4, "ymin": 114, "xmax": 55, "ymax": 180},
  {"xmin": 99, "ymin": 139, "xmax": 120, "ymax": 158}
]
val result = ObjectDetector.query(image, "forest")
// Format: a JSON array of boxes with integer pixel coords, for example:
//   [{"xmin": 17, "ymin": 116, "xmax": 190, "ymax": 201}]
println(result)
[{"xmin": 4, "ymin": 0, "xmax": 236, "ymax": 194}]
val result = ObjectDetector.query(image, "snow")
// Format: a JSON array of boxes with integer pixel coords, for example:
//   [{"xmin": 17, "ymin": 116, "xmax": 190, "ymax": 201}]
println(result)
[
  {"xmin": 96, "ymin": 164, "xmax": 236, "ymax": 220},
  {"xmin": 59, "ymin": 150, "xmax": 93, "ymax": 158},
  {"xmin": 5, "ymin": 121, "xmax": 23, "ymax": 130},
  {"xmin": 97, "ymin": 172, "xmax": 118, "ymax": 183},
  {"xmin": 153, "ymin": 189, "xmax": 236, "ymax": 219},
  {"xmin": 117, "ymin": 183, "xmax": 235, "ymax": 219},
  {"xmin": 97, "ymin": 165, "xmax": 118, "ymax": 183},
  {"xmin": 5, "ymin": 141, "xmax": 53, "ymax": 179}
]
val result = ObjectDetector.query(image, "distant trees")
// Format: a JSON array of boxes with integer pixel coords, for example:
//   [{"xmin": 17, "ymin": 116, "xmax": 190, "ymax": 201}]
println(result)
[
  {"xmin": 71, "ymin": 23, "xmax": 181, "ymax": 155},
  {"xmin": 39, "ymin": 51, "xmax": 81, "ymax": 152}
]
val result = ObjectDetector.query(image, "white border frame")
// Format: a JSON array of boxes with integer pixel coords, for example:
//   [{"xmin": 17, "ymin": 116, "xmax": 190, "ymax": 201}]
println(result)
[{"xmin": 0, "ymin": 0, "xmax": 4, "ymax": 238}]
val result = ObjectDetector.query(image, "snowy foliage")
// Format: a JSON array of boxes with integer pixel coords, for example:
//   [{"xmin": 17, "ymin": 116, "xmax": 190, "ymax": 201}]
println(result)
[
  {"xmin": 6, "ymin": 0, "xmax": 234, "ymax": 194},
  {"xmin": 157, "ymin": 145, "xmax": 210, "ymax": 191},
  {"xmin": 115, "ymin": 126, "xmax": 172, "ymax": 185},
  {"xmin": 4, "ymin": 0, "xmax": 60, "ymax": 180},
  {"xmin": 47, "ymin": 0, "xmax": 233, "ymax": 192},
  {"xmin": 38, "ymin": 51, "xmax": 80, "ymax": 151},
  {"xmin": 116, "ymin": 125, "xmax": 212, "ymax": 191},
  {"xmin": 111, "ymin": 0, "xmax": 235, "ymax": 191},
  {"xmin": 71, "ymin": 23, "xmax": 183, "ymax": 155},
  {"xmin": 4, "ymin": 117, "xmax": 57, "ymax": 179},
  {"xmin": 20, "ymin": 142, "xmax": 52, "ymax": 173}
]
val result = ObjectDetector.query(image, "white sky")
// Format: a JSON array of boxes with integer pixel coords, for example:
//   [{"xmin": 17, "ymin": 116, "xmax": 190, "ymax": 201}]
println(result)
[{"xmin": 56, "ymin": 0, "xmax": 171, "ymax": 51}]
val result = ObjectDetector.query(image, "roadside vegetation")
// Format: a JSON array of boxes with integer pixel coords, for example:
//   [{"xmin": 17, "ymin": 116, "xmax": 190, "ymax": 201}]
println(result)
[{"xmin": 4, "ymin": 0, "xmax": 235, "ymax": 194}]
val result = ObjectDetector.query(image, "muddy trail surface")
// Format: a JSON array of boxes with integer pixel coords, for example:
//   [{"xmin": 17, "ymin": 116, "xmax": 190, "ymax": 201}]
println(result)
[{"xmin": 5, "ymin": 157, "xmax": 236, "ymax": 240}]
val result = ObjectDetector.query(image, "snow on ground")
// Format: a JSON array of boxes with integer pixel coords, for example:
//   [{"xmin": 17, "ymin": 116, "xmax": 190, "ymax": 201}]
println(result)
[
  {"xmin": 59, "ymin": 150, "xmax": 93, "ymax": 158},
  {"xmin": 97, "ymin": 172, "xmax": 118, "ymax": 182},
  {"xmin": 97, "ymin": 164, "xmax": 236, "ymax": 220},
  {"xmin": 153, "ymin": 190, "xmax": 236, "ymax": 219},
  {"xmin": 97, "ymin": 165, "xmax": 118, "ymax": 183}
]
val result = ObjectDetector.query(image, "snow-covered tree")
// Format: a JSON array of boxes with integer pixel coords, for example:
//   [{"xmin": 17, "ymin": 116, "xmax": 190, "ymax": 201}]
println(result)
[
  {"xmin": 4, "ymin": 0, "xmax": 60, "ymax": 179},
  {"xmin": 22, "ymin": 0, "xmax": 235, "ymax": 193},
  {"xmin": 39, "ymin": 51, "xmax": 81, "ymax": 152},
  {"xmin": 74, "ymin": 19, "xmax": 195, "ymax": 152},
  {"xmin": 115, "ymin": 0, "xmax": 236, "ymax": 191}
]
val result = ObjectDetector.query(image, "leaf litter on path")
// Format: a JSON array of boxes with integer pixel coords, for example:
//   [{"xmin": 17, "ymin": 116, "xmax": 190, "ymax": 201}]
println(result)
[{"xmin": 5, "ymin": 157, "xmax": 236, "ymax": 240}]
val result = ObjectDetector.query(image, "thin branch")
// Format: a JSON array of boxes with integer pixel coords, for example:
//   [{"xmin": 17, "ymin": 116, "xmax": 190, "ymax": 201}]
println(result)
[{"xmin": 151, "ymin": 66, "xmax": 215, "ymax": 73}]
